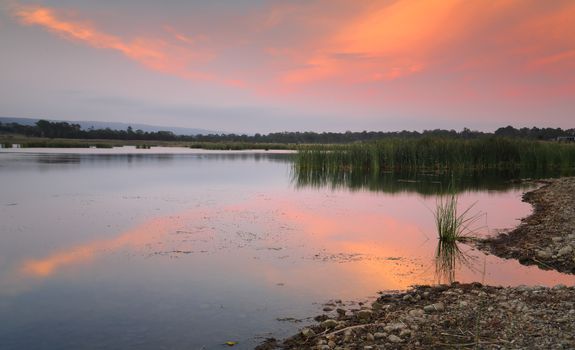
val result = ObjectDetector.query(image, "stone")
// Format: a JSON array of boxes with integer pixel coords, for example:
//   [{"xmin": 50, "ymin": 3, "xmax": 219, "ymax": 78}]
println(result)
[
  {"xmin": 328, "ymin": 340, "xmax": 336, "ymax": 348},
  {"xmin": 301, "ymin": 328, "xmax": 316, "ymax": 337},
  {"xmin": 408, "ymin": 308, "xmax": 424, "ymax": 317},
  {"xmin": 366, "ymin": 333, "xmax": 374, "ymax": 341},
  {"xmin": 384, "ymin": 322, "xmax": 407, "ymax": 332},
  {"xmin": 537, "ymin": 250, "xmax": 552, "ymax": 259},
  {"xmin": 557, "ymin": 245, "xmax": 573, "ymax": 257},
  {"xmin": 374, "ymin": 332, "xmax": 386, "ymax": 339},
  {"xmin": 357, "ymin": 309, "xmax": 373, "ymax": 320},
  {"xmin": 424, "ymin": 302, "xmax": 445, "ymax": 313},
  {"xmin": 321, "ymin": 319, "xmax": 338, "ymax": 329},
  {"xmin": 387, "ymin": 334, "xmax": 402, "ymax": 343},
  {"xmin": 399, "ymin": 329, "xmax": 412, "ymax": 337}
]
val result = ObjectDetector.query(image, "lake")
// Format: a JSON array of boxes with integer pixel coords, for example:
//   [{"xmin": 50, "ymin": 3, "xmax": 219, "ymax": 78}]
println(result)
[{"xmin": 0, "ymin": 147, "xmax": 573, "ymax": 349}]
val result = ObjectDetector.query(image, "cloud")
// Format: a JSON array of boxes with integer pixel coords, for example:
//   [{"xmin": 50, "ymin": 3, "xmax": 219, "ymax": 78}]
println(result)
[{"xmin": 13, "ymin": 4, "xmax": 215, "ymax": 81}]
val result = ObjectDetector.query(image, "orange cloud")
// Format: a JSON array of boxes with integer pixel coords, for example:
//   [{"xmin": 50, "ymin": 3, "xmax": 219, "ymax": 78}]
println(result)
[{"xmin": 13, "ymin": 5, "xmax": 214, "ymax": 81}]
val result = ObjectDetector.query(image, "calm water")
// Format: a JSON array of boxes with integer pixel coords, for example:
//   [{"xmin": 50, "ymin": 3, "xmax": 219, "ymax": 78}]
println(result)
[{"xmin": 0, "ymin": 147, "xmax": 573, "ymax": 349}]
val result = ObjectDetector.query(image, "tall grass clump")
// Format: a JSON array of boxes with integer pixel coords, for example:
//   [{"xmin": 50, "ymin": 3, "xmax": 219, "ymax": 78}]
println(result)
[{"xmin": 434, "ymin": 188, "xmax": 482, "ymax": 242}]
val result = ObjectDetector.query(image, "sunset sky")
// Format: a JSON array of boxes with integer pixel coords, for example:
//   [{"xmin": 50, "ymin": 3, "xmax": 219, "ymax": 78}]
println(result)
[{"xmin": 1, "ymin": 0, "xmax": 574, "ymax": 133}]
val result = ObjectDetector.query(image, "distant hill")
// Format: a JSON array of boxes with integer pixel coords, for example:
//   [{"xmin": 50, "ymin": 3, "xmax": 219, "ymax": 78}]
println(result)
[{"xmin": 0, "ymin": 117, "xmax": 217, "ymax": 136}]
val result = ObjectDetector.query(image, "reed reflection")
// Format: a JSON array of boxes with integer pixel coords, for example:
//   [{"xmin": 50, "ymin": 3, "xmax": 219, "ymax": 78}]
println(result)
[
  {"xmin": 292, "ymin": 166, "xmax": 565, "ymax": 196},
  {"xmin": 434, "ymin": 241, "xmax": 477, "ymax": 284}
]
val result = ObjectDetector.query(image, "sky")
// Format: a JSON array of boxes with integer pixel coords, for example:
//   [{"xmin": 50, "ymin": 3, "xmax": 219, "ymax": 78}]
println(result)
[{"xmin": 1, "ymin": 0, "xmax": 574, "ymax": 133}]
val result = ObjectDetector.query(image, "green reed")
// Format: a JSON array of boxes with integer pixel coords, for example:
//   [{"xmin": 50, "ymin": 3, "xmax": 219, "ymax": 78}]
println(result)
[
  {"xmin": 295, "ymin": 137, "xmax": 575, "ymax": 173},
  {"xmin": 434, "ymin": 189, "xmax": 482, "ymax": 242}
]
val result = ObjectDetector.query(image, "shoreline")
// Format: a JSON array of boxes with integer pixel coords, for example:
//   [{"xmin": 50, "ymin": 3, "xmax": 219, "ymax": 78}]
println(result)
[
  {"xmin": 475, "ymin": 177, "xmax": 575, "ymax": 274},
  {"xmin": 257, "ymin": 177, "xmax": 575, "ymax": 349}
]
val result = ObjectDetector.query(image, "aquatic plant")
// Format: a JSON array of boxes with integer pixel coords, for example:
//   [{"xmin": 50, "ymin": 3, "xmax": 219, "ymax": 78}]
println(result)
[
  {"xmin": 434, "ymin": 190, "xmax": 482, "ymax": 243},
  {"xmin": 295, "ymin": 137, "xmax": 575, "ymax": 173}
]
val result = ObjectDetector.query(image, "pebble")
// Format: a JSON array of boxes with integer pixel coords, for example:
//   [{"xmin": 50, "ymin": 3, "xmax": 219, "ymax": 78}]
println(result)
[
  {"xmin": 301, "ymin": 327, "xmax": 315, "ymax": 337},
  {"xmin": 399, "ymin": 329, "xmax": 412, "ymax": 337},
  {"xmin": 373, "ymin": 332, "xmax": 386, "ymax": 339},
  {"xmin": 366, "ymin": 333, "xmax": 374, "ymax": 341},
  {"xmin": 357, "ymin": 309, "xmax": 373, "ymax": 320},
  {"xmin": 321, "ymin": 319, "xmax": 338, "ymax": 329},
  {"xmin": 387, "ymin": 334, "xmax": 402, "ymax": 343},
  {"xmin": 384, "ymin": 322, "xmax": 406, "ymax": 332},
  {"xmin": 557, "ymin": 245, "xmax": 573, "ymax": 257},
  {"xmin": 423, "ymin": 302, "xmax": 445, "ymax": 313},
  {"xmin": 409, "ymin": 309, "xmax": 425, "ymax": 317},
  {"xmin": 537, "ymin": 250, "xmax": 552, "ymax": 259}
]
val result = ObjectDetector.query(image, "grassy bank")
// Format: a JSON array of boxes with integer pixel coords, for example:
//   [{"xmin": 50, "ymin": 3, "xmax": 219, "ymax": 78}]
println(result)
[{"xmin": 0, "ymin": 135, "xmax": 298, "ymax": 150}]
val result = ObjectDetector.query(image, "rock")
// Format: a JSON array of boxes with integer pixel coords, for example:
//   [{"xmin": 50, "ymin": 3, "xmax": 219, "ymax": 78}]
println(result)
[
  {"xmin": 387, "ymin": 334, "xmax": 402, "ymax": 343},
  {"xmin": 301, "ymin": 328, "xmax": 315, "ymax": 337},
  {"xmin": 424, "ymin": 302, "xmax": 445, "ymax": 313},
  {"xmin": 336, "ymin": 308, "xmax": 347, "ymax": 316},
  {"xmin": 408, "ymin": 308, "xmax": 424, "ymax": 317},
  {"xmin": 366, "ymin": 333, "xmax": 374, "ymax": 341},
  {"xmin": 553, "ymin": 284, "xmax": 567, "ymax": 290},
  {"xmin": 537, "ymin": 250, "xmax": 552, "ymax": 259},
  {"xmin": 402, "ymin": 294, "xmax": 412, "ymax": 302},
  {"xmin": 384, "ymin": 322, "xmax": 407, "ymax": 332},
  {"xmin": 557, "ymin": 245, "xmax": 573, "ymax": 257},
  {"xmin": 552, "ymin": 236, "xmax": 563, "ymax": 242},
  {"xmin": 323, "ymin": 307, "xmax": 334, "ymax": 312},
  {"xmin": 327, "ymin": 340, "xmax": 336, "ymax": 348},
  {"xmin": 357, "ymin": 309, "xmax": 373, "ymax": 320},
  {"xmin": 321, "ymin": 319, "xmax": 338, "ymax": 329},
  {"xmin": 399, "ymin": 329, "xmax": 412, "ymax": 337},
  {"xmin": 374, "ymin": 332, "xmax": 386, "ymax": 339}
]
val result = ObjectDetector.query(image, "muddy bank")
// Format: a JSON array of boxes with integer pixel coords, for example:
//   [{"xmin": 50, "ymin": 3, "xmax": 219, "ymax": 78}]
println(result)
[
  {"xmin": 475, "ymin": 177, "xmax": 575, "ymax": 274},
  {"xmin": 257, "ymin": 283, "xmax": 575, "ymax": 349}
]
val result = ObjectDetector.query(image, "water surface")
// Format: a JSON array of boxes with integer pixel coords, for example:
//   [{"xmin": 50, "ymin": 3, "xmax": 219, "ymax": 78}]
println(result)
[{"xmin": 0, "ymin": 147, "xmax": 573, "ymax": 349}]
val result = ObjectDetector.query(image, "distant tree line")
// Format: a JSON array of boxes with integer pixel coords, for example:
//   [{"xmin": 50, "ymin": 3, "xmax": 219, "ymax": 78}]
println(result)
[{"xmin": 0, "ymin": 120, "xmax": 573, "ymax": 144}]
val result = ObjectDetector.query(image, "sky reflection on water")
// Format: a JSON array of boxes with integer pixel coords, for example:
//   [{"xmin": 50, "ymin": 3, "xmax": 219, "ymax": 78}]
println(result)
[{"xmin": 0, "ymin": 148, "xmax": 573, "ymax": 349}]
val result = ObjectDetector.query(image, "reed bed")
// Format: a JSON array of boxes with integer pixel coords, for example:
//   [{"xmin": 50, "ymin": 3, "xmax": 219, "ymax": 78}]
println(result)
[{"xmin": 295, "ymin": 137, "xmax": 575, "ymax": 173}]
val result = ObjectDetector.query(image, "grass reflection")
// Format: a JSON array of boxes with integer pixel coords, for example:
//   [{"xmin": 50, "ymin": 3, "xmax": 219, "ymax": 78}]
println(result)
[{"xmin": 434, "ymin": 240, "xmax": 476, "ymax": 284}]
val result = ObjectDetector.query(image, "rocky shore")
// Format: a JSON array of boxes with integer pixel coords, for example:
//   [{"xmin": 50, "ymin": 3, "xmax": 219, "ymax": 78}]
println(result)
[
  {"xmin": 475, "ymin": 177, "xmax": 575, "ymax": 274},
  {"xmin": 257, "ymin": 177, "xmax": 575, "ymax": 349},
  {"xmin": 257, "ymin": 283, "xmax": 575, "ymax": 349}
]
